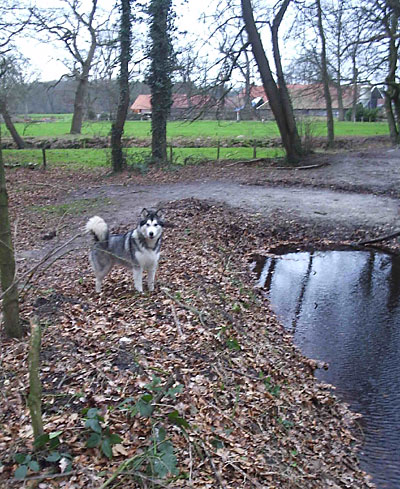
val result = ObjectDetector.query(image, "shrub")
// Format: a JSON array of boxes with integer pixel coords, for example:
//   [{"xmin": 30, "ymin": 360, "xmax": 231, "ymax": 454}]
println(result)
[{"xmin": 345, "ymin": 103, "xmax": 380, "ymax": 122}]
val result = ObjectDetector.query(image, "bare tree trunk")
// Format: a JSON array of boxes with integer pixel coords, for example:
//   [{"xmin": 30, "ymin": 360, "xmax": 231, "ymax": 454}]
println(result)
[
  {"xmin": 335, "ymin": 6, "xmax": 345, "ymax": 121},
  {"xmin": 241, "ymin": 0, "xmax": 303, "ymax": 165},
  {"xmin": 111, "ymin": 0, "xmax": 132, "ymax": 172},
  {"xmin": 316, "ymin": 0, "xmax": 334, "ymax": 147},
  {"xmin": 0, "ymin": 129, "xmax": 21, "ymax": 338},
  {"xmin": 337, "ymin": 85, "xmax": 344, "ymax": 121},
  {"xmin": 384, "ymin": 90, "xmax": 399, "ymax": 143},
  {"xmin": 384, "ymin": 9, "xmax": 400, "ymax": 144},
  {"xmin": 69, "ymin": 0, "xmax": 98, "ymax": 135},
  {"xmin": 70, "ymin": 76, "xmax": 89, "ymax": 134},
  {"xmin": 0, "ymin": 100, "xmax": 25, "ymax": 149},
  {"xmin": 351, "ymin": 60, "xmax": 358, "ymax": 122},
  {"xmin": 271, "ymin": 0, "xmax": 303, "ymax": 153}
]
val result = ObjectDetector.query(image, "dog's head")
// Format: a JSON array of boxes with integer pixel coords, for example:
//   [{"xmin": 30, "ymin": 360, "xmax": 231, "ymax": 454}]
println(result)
[{"xmin": 139, "ymin": 208, "xmax": 164, "ymax": 240}]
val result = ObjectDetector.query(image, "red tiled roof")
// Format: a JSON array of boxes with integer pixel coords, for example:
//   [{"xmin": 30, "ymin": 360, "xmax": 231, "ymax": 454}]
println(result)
[
  {"xmin": 130, "ymin": 93, "xmax": 238, "ymax": 111},
  {"xmin": 247, "ymin": 84, "xmax": 355, "ymax": 110},
  {"xmin": 130, "ymin": 94, "xmax": 151, "ymax": 111}
]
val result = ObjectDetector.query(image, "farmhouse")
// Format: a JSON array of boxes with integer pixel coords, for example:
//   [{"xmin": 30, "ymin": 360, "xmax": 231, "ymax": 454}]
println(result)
[
  {"xmin": 130, "ymin": 94, "xmax": 152, "ymax": 118},
  {"xmin": 246, "ymin": 84, "xmax": 384, "ymax": 119},
  {"xmin": 130, "ymin": 93, "xmax": 238, "ymax": 120},
  {"xmin": 131, "ymin": 84, "xmax": 384, "ymax": 121}
]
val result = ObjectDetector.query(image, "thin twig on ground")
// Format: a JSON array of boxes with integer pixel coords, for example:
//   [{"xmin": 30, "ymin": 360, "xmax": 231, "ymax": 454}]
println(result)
[{"xmin": 358, "ymin": 230, "xmax": 400, "ymax": 245}]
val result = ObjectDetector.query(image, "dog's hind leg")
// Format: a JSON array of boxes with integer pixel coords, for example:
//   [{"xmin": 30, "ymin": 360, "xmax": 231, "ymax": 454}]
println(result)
[
  {"xmin": 91, "ymin": 262, "xmax": 112, "ymax": 293},
  {"xmin": 95, "ymin": 277, "xmax": 102, "ymax": 293},
  {"xmin": 94, "ymin": 267, "xmax": 111, "ymax": 293},
  {"xmin": 133, "ymin": 266, "xmax": 143, "ymax": 293},
  {"xmin": 147, "ymin": 265, "xmax": 157, "ymax": 292}
]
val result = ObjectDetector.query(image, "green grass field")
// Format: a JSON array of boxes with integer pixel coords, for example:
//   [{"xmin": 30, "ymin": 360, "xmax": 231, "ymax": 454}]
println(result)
[
  {"xmin": 3, "ymin": 146, "xmax": 285, "ymax": 170},
  {"xmin": 1, "ymin": 116, "xmax": 389, "ymax": 170},
  {"xmin": 1, "ymin": 118, "xmax": 389, "ymax": 140}
]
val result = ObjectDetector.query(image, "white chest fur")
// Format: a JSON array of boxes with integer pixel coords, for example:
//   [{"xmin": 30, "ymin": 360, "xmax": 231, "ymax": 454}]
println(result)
[{"xmin": 135, "ymin": 248, "xmax": 160, "ymax": 270}]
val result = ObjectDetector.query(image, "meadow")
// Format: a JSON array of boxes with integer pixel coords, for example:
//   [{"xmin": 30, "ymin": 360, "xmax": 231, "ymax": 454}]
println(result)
[
  {"xmin": 3, "ymin": 147, "xmax": 285, "ymax": 170},
  {"xmin": 2, "ymin": 116, "xmax": 389, "ymax": 140},
  {"xmin": 1, "ymin": 116, "xmax": 389, "ymax": 169}
]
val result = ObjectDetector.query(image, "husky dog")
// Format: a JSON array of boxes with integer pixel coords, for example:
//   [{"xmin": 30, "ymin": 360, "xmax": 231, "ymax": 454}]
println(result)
[{"xmin": 86, "ymin": 208, "xmax": 164, "ymax": 293}]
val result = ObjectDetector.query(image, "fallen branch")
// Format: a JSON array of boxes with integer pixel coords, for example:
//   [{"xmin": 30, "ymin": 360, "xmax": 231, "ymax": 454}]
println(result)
[
  {"xmin": 225, "ymin": 158, "xmax": 267, "ymax": 167},
  {"xmin": 221, "ymin": 458, "xmax": 276, "ymax": 488},
  {"xmin": 199, "ymin": 440, "xmax": 227, "ymax": 489},
  {"xmin": 358, "ymin": 230, "xmax": 400, "ymax": 245},
  {"xmin": 0, "ymin": 231, "xmax": 84, "ymax": 301},
  {"xmin": 20, "ymin": 247, "xmax": 78, "ymax": 301},
  {"xmin": 269, "ymin": 162, "xmax": 329, "ymax": 170},
  {"xmin": 161, "ymin": 287, "xmax": 207, "ymax": 327}
]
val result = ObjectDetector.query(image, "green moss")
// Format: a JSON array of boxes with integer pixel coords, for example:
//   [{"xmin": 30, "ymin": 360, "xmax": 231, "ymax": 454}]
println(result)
[{"xmin": 31, "ymin": 197, "xmax": 113, "ymax": 216}]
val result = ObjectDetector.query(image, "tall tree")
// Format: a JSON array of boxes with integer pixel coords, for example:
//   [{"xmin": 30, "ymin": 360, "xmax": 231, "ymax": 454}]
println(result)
[
  {"xmin": 111, "ymin": 0, "xmax": 132, "ymax": 172},
  {"xmin": 356, "ymin": 0, "xmax": 400, "ymax": 143},
  {"xmin": 0, "ymin": 1, "xmax": 28, "ymax": 338},
  {"xmin": 316, "ymin": 0, "xmax": 334, "ymax": 147},
  {"xmin": 1, "ymin": 0, "xmax": 30, "ymax": 54},
  {"xmin": 146, "ymin": 0, "xmax": 175, "ymax": 164},
  {"xmin": 241, "ymin": 0, "xmax": 303, "ymax": 164},
  {"xmin": 0, "ymin": 55, "xmax": 27, "ymax": 149},
  {"xmin": 381, "ymin": 0, "xmax": 400, "ymax": 144},
  {"xmin": 30, "ymin": 0, "xmax": 108, "ymax": 134},
  {"xmin": 0, "ymin": 128, "xmax": 21, "ymax": 338}
]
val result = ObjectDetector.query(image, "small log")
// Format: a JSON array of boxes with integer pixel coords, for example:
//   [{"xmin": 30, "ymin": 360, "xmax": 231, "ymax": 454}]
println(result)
[
  {"xmin": 28, "ymin": 317, "xmax": 44, "ymax": 440},
  {"xmin": 270, "ymin": 162, "xmax": 330, "ymax": 170},
  {"xmin": 225, "ymin": 158, "xmax": 266, "ymax": 167}
]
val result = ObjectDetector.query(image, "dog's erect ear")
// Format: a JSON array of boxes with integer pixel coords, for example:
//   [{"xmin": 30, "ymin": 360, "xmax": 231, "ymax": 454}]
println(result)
[
  {"xmin": 140, "ymin": 208, "xmax": 149, "ymax": 219},
  {"xmin": 155, "ymin": 208, "xmax": 164, "ymax": 219}
]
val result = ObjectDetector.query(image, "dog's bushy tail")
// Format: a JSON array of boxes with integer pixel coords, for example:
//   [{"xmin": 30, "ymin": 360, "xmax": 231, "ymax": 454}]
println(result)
[{"xmin": 86, "ymin": 216, "xmax": 108, "ymax": 242}]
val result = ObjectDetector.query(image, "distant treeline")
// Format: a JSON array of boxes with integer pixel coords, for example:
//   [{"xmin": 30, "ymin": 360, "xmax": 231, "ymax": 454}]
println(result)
[{"xmin": 14, "ymin": 79, "xmax": 151, "ymax": 119}]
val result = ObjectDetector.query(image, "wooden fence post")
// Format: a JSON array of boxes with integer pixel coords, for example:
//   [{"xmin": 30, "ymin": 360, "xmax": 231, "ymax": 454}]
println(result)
[{"xmin": 41, "ymin": 148, "xmax": 47, "ymax": 170}]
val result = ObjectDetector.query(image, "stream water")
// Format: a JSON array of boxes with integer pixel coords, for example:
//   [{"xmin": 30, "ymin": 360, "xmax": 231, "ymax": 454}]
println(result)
[{"xmin": 255, "ymin": 250, "xmax": 400, "ymax": 489}]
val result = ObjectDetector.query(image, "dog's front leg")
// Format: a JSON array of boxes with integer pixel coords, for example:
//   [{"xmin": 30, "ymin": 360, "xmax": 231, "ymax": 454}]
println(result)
[
  {"xmin": 133, "ymin": 266, "xmax": 143, "ymax": 292},
  {"xmin": 147, "ymin": 265, "xmax": 157, "ymax": 292}
]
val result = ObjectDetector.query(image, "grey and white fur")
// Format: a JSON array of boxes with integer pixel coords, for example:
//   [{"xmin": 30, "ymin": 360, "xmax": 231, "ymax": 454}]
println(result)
[{"xmin": 85, "ymin": 208, "xmax": 164, "ymax": 293}]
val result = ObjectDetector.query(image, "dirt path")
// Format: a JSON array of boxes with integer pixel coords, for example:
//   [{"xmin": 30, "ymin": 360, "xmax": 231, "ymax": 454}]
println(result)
[
  {"xmin": 75, "ymin": 180, "xmax": 400, "ymax": 230},
  {"xmin": 16, "ymin": 145, "xmax": 400, "ymax": 264},
  {"xmin": 59, "ymin": 146, "xmax": 399, "ymax": 237}
]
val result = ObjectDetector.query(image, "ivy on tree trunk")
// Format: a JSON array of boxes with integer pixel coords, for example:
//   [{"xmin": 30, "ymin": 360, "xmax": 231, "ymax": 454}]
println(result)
[{"xmin": 146, "ymin": 0, "xmax": 175, "ymax": 165}]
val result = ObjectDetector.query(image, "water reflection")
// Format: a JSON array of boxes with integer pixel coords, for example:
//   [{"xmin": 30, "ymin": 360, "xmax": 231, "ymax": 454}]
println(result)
[{"xmin": 257, "ymin": 250, "xmax": 400, "ymax": 489}]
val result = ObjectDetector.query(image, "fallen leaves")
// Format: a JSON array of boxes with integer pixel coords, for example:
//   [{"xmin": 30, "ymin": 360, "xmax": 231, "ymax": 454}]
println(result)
[{"xmin": 0, "ymin": 166, "xmax": 382, "ymax": 488}]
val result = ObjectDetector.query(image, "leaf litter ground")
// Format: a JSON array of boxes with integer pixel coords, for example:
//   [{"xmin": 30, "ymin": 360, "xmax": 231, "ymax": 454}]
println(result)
[{"xmin": 0, "ymin": 162, "xmax": 387, "ymax": 488}]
